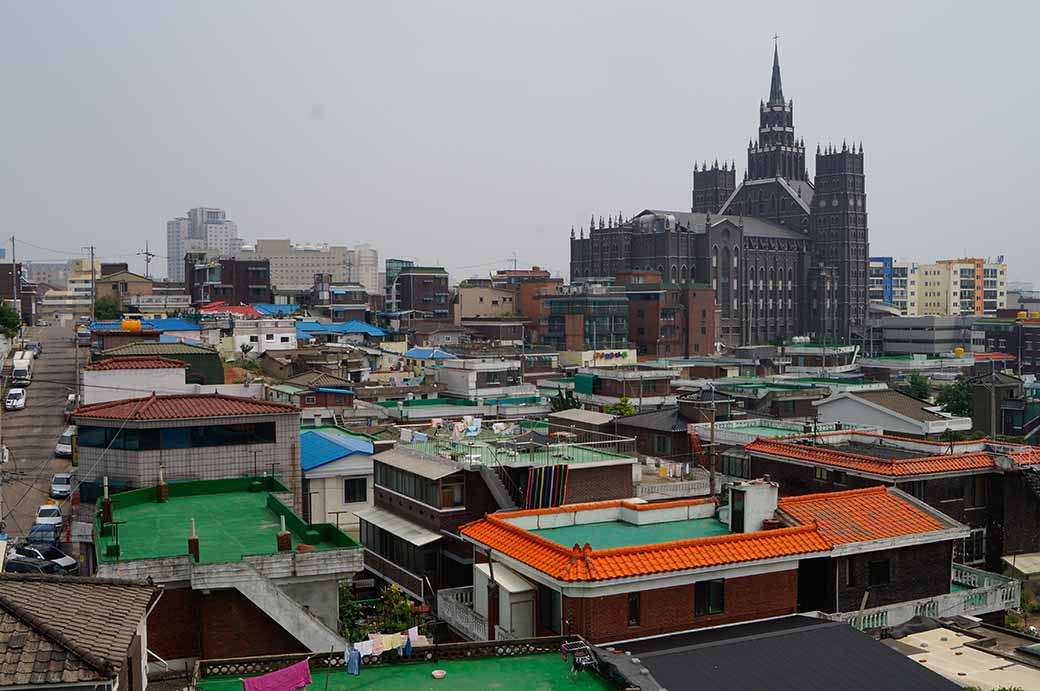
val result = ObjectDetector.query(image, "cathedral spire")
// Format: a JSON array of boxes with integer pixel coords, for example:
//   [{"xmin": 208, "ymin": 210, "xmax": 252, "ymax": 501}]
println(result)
[{"xmin": 769, "ymin": 37, "xmax": 784, "ymax": 105}]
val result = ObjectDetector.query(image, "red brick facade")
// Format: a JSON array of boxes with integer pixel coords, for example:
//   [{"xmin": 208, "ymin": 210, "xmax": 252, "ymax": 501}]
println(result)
[
  {"xmin": 562, "ymin": 569, "xmax": 798, "ymax": 643},
  {"xmin": 565, "ymin": 464, "xmax": 633, "ymax": 504}
]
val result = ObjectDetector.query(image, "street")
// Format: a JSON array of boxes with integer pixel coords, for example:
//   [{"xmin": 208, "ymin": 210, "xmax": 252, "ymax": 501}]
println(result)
[{"xmin": 1, "ymin": 323, "xmax": 77, "ymax": 540}]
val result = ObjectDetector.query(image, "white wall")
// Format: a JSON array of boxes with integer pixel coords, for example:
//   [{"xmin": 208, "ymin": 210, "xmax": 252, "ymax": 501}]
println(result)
[
  {"xmin": 304, "ymin": 455, "xmax": 374, "ymax": 538},
  {"xmin": 82, "ymin": 369, "xmax": 188, "ymax": 403},
  {"xmin": 815, "ymin": 396, "xmax": 923, "ymax": 436}
]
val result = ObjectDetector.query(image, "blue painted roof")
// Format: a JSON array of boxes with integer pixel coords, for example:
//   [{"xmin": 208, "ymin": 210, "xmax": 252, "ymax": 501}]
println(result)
[
  {"xmin": 316, "ymin": 387, "xmax": 354, "ymax": 395},
  {"xmin": 296, "ymin": 320, "xmax": 386, "ymax": 337},
  {"xmin": 300, "ymin": 429, "xmax": 374, "ymax": 471},
  {"xmin": 252, "ymin": 303, "xmax": 299, "ymax": 316},
  {"xmin": 90, "ymin": 318, "xmax": 201, "ymax": 332},
  {"xmin": 404, "ymin": 347, "xmax": 456, "ymax": 360}
]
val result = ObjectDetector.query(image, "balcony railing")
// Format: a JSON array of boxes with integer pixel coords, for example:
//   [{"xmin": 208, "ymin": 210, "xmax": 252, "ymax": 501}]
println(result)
[
  {"xmin": 437, "ymin": 586, "xmax": 488, "ymax": 641},
  {"xmin": 826, "ymin": 564, "xmax": 1020, "ymax": 631}
]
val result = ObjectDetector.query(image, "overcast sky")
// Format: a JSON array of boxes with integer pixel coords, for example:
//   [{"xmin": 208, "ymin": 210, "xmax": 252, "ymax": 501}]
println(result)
[{"xmin": 2, "ymin": 2, "xmax": 1037, "ymax": 284}]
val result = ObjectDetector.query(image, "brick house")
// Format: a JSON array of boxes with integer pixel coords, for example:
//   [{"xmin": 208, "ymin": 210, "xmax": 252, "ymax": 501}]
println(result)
[
  {"xmin": 72, "ymin": 393, "xmax": 302, "ymax": 508},
  {"xmin": 739, "ymin": 431, "xmax": 1040, "ymax": 571},
  {"xmin": 447, "ymin": 480, "xmax": 1009, "ymax": 643},
  {"xmin": 356, "ymin": 428, "xmax": 639, "ymax": 602}
]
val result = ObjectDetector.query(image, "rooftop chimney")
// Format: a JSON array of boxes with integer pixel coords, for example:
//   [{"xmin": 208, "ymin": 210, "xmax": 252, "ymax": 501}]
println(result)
[
  {"xmin": 276, "ymin": 514, "xmax": 292, "ymax": 551},
  {"xmin": 100, "ymin": 476, "xmax": 113, "ymax": 525},
  {"xmin": 188, "ymin": 517, "xmax": 200, "ymax": 562},
  {"xmin": 727, "ymin": 477, "xmax": 780, "ymax": 533},
  {"xmin": 157, "ymin": 465, "xmax": 169, "ymax": 503}
]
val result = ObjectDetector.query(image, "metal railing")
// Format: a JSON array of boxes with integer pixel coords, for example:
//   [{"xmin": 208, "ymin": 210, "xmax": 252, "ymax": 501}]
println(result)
[
  {"xmin": 437, "ymin": 586, "xmax": 488, "ymax": 641},
  {"xmin": 637, "ymin": 479, "xmax": 711, "ymax": 498},
  {"xmin": 828, "ymin": 565, "xmax": 1020, "ymax": 632}
]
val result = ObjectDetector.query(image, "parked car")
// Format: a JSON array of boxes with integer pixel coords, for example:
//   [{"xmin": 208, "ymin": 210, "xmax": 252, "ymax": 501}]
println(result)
[
  {"xmin": 4, "ymin": 389, "xmax": 26, "ymax": 411},
  {"xmin": 54, "ymin": 428, "xmax": 75, "ymax": 459},
  {"xmin": 50, "ymin": 472, "xmax": 73, "ymax": 497},
  {"xmin": 24, "ymin": 342, "xmax": 42, "ymax": 358},
  {"xmin": 63, "ymin": 394, "xmax": 78, "ymax": 422},
  {"xmin": 9, "ymin": 544, "xmax": 78, "ymax": 574},
  {"xmin": 4, "ymin": 556, "xmax": 63, "ymax": 575},
  {"xmin": 34, "ymin": 504, "xmax": 63, "ymax": 527},
  {"xmin": 35, "ymin": 320, "xmax": 50, "ymax": 327},
  {"xmin": 26, "ymin": 524, "xmax": 60, "ymax": 547}
]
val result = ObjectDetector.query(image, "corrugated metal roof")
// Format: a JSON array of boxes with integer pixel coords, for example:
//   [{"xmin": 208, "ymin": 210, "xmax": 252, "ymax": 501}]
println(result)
[
  {"xmin": 300, "ymin": 429, "xmax": 373, "ymax": 471},
  {"xmin": 355, "ymin": 507, "xmax": 441, "ymax": 546},
  {"xmin": 372, "ymin": 447, "xmax": 460, "ymax": 480}
]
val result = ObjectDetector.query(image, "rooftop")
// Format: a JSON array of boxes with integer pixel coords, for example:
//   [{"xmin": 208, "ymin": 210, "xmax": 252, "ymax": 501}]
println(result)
[
  {"xmin": 197, "ymin": 653, "xmax": 613, "ymax": 691},
  {"xmin": 89, "ymin": 318, "xmax": 201, "ymax": 332},
  {"xmin": 300, "ymin": 428, "xmax": 374, "ymax": 471},
  {"xmin": 777, "ymin": 487, "xmax": 947, "ymax": 544},
  {"xmin": 102, "ymin": 341, "xmax": 217, "ymax": 356},
  {"xmin": 82, "ymin": 356, "xmax": 189, "ymax": 371},
  {"xmin": 95, "ymin": 477, "xmax": 359, "ymax": 564},
  {"xmin": 531, "ymin": 516, "xmax": 730, "ymax": 549},
  {"xmin": 296, "ymin": 320, "xmax": 386, "ymax": 337},
  {"xmin": 73, "ymin": 392, "xmax": 297, "ymax": 421}
]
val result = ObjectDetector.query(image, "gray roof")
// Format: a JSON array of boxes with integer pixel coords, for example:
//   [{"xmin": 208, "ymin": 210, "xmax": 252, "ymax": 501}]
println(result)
[
  {"xmin": 850, "ymin": 390, "xmax": 948, "ymax": 422},
  {"xmin": 372, "ymin": 447, "xmax": 460, "ymax": 480},
  {"xmin": 0, "ymin": 575, "xmax": 158, "ymax": 686},
  {"xmin": 547, "ymin": 408, "xmax": 616, "ymax": 426},
  {"xmin": 102, "ymin": 341, "xmax": 217, "ymax": 356},
  {"xmin": 640, "ymin": 209, "xmax": 807, "ymax": 241},
  {"xmin": 615, "ymin": 407, "xmax": 687, "ymax": 432}
]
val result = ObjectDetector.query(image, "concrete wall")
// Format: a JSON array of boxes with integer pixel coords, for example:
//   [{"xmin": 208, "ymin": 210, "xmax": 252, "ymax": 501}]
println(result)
[
  {"xmin": 304, "ymin": 454, "xmax": 374, "ymax": 538},
  {"xmin": 277, "ymin": 577, "xmax": 341, "ymax": 630},
  {"xmin": 82, "ymin": 368, "xmax": 188, "ymax": 404}
]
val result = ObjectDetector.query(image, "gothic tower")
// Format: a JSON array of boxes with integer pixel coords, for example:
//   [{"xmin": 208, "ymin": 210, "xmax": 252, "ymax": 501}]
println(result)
[
  {"xmin": 811, "ymin": 142, "xmax": 868, "ymax": 341},
  {"xmin": 746, "ymin": 44, "xmax": 807, "ymax": 181},
  {"xmin": 691, "ymin": 160, "xmax": 736, "ymax": 213}
]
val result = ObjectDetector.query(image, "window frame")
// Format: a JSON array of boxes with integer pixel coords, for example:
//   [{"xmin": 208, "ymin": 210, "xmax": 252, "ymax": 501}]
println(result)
[
  {"xmin": 627, "ymin": 591, "xmax": 641, "ymax": 626},
  {"xmin": 694, "ymin": 579, "xmax": 725, "ymax": 616}
]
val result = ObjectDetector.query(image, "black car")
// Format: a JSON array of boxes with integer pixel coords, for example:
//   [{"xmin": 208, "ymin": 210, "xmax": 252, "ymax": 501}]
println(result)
[
  {"xmin": 10, "ymin": 544, "xmax": 78, "ymax": 574},
  {"xmin": 26, "ymin": 524, "xmax": 60, "ymax": 547},
  {"xmin": 24, "ymin": 342, "xmax": 42, "ymax": 358},
  {"xmin": 5, "ymin": 556, "xmax": 63, "ymax": 574}
]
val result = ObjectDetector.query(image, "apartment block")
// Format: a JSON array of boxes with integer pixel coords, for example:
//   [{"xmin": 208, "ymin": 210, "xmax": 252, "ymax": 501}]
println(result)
[
  {"xmin": 918, "ymin": 258, "xmax": 1007, "ymax": 317},
  {"xmin": 237, "ymin": 239, "xmax": 351, "ymax": 288},
  {"xmin": 166, "ymin": 207, "xmax": 243, "ymax": 282},
  {"xmin": 869, "ymin": 257, "xmax": 919, "ymax": 316}
]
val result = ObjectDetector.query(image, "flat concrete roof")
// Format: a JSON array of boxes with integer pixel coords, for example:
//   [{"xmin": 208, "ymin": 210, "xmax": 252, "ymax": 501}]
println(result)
[{"xmin": 531, "ymin": 517, "xmax": 730, "ymax": 550}]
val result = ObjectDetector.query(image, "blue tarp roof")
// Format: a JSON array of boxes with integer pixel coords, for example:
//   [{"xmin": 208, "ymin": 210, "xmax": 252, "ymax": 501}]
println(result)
[
  {"xmin": 316, "ymin": 387, "xmax": 354, "ymax": 395},
  {"xmin": 251, "ymin": 303, "xmax": 299, "ymax": 316},
  {"xmin": 296, "ymin": 320, "xmax": 386, "ymax": 337},
  {"xmin": 403, "ymin": 347, "xmax": 456, "ymax": 360},
  {"xmin": 90, "ymin": 318, "xmax": 200, "ymax": 332},
  {"xmin": 300, "ymin": 429, "xmax": 374, "ymax": 471}
]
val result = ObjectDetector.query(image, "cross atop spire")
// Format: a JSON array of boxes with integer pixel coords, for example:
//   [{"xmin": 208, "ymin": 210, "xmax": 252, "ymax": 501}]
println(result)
[{"xmin": 769, "ymin": 36, "xmax": 784, "ymax": 105}]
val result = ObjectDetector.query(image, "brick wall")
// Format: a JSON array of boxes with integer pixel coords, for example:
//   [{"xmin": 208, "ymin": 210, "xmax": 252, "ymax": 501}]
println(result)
[
  {"xmin": 199, "ymin": 589, "xmax": 306, "ymax": 659},
  {"xmin": 563, "ymin": 570, "xmax": 798, "ymax": 643},
  {"xmin": 834, "ymin": 541, "xmax": 954, "ymax": 612},
  {"xmin": 148, "ymin": 586, "xmax": 200, "ymax": 660},
  {"xmin": 565, "ymin": 464, "xmax": 633, "ymax": 504}
]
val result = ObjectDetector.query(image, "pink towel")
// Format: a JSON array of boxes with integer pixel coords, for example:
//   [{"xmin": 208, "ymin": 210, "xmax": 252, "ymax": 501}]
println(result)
[{"xmin": 242, "ymin": 661, "xmax": 311, "ymax": 691}]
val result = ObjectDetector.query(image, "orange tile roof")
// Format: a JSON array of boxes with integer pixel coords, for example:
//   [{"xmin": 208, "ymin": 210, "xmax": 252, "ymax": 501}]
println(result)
[
  {"xmin": 73, "ymin": 393, "xmax": 298, "ymax": 421},
  {"xmin": 778, "ymin": 486, "xmax": 946, "ymax": 544},
  {"xmin": 1010, "ymin": 449, "xmax": 1040, "ymax": 467},
  {"xmin": 459, "ymin": 516, "xmax": 830, "ymax": 582},
  {"xmin": 83, "ymin": 356, "xmax": 189, "ymax": 371},
  {"xmin": 746, "ymin": 439, "xmax": 996, "ymax": 477}
]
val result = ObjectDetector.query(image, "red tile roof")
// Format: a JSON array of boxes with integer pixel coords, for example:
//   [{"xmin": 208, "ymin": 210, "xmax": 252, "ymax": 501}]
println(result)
[
  {"xmin": 459, "ymin": 516, "xmax": 830, "ymax": 582},
  {"xmin": 200, "ymin": 301, "xmax": 262, "ymax": 318},
  {"xmin": 974, "ymin": 352, "xmax": 1016, "ymax": 361},
  {"xmin": 73, "ymin": 393, "xmax": 297, "ymax": 421},
  {"xmin": 778, "ymin": 486, "xmax": 946, "ymax": 544},
  {"xmin": 82, "ymin": 357, "xmax": 189, "ymax": 371},
  {"xmin": 1010, "ymin": 449, "xmax": 1040, "ymax": 467},
  {"xmin": 745, "ymin": 439, "xmax": 996, "ymax": 477}
]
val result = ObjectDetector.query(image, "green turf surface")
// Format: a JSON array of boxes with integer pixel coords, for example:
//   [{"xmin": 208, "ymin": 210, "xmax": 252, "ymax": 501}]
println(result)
[
  {"xmin": 96, "ymin": 491, "xmax": 337, "ymax": 563},
  {"xmin": 401, "ymin": 439, "xmax": 632, "ymax": 467},
  {"xmin": 729, "ymin": 424, "xmax": 805, "ymax": 438},
  {"xmin": 532, "ymin": 517, "xmax": 731, "ymax": 550},
  {"xmin": 198, "ymin": 655, "xmax": 614, "ymax": 691}
]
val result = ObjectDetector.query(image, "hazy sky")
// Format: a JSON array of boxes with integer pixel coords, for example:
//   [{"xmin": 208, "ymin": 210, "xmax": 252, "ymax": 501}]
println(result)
[{"xmin": 3, "ymin": 2, "xmax": 1037, "ymax": 283}]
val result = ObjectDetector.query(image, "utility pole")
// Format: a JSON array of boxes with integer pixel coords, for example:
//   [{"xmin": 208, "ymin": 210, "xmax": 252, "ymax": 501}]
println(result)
[
  {"xmin": 84, "ymin": 246, "xmax": 96, "ymax": 322},
  {"xmin": 137, "ymin": 241, "xmax": 156, "ymax": 279},
  {"xmin": 9, "ymin": 237, "xmax": 20, "ymax": 331}
]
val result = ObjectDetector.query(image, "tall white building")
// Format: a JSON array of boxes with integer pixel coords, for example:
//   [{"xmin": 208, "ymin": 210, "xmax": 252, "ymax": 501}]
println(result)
[
  {"xmin": 165, "ymin": 207, "xmax": 242, "ymax": 282},
  {"xmin": 918, "ymin": 258, "xmax": 1007, "ymax": 316},
  {"xmin": 347, "ymin": 243, "xmax": 379, "ymax": 292},
  {"xmin": 236, "ymin": 239, "xmax": 351, "ymax": 288}
]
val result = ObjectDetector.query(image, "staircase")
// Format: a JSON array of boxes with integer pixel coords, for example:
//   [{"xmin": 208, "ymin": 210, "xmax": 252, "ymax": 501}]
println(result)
[
  {"xmin": 191, "ymin": 562, "xmax": 347, "ymax": 652},
  {"xmin": 479, "ymin": 466, "xmax": 517, "ymax": 511},
  {"xmin": 1023, "ymin": 468, "xmax": 1040, "ymax": 501}
]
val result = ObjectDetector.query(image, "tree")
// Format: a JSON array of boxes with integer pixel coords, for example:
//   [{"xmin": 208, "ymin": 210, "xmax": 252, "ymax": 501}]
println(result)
[
  {"xmin": 239, "ymin": 343, "xmax": 254, "ymax": 358},
  {"xmin": 937, "ymin": 379, "xmax": 973, "ymax": 417},
  {"xmin": 371, "ymin": 585, "xmax": 414, "ymax": 634},
  {"xmin": 907, "ymin": 372, "xmax": 931, "ymax": 401},
  {"xmin": 605, "ymin": 396, "xmax": 638, "ymax": 417},
  {"xmin": 550, "ymin": 389, "xmax": 581, "ymax": 412},
  {"xmin": 0, "ymin": 304, "xmax": 19, "ymax": 339},
  {"xmin": 93, "ymin": 296, "xmax": 122, "ymax": 321}
]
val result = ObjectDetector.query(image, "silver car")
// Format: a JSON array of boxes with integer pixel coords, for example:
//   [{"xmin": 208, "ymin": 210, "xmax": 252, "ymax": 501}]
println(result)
[{"xmin": 50, "ymin": 472, "xmax": 73, "ymax": 498}]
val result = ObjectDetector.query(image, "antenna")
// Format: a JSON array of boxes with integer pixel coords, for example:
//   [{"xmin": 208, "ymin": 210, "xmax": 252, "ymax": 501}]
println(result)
[{"xmin": 137, "ymin": 241, "xmax": 156, "ymax": 278}]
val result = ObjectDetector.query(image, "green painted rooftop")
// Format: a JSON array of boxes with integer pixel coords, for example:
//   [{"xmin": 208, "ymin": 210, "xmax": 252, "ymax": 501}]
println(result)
[
  {"xmin": 95, "ymin": 477, "xmax": 359, "ymax": 563},
  {"xmin": 197, "ymin": 655, "xmax": 614, "ymax": 691},
  {"xmin": 731, "ymin": 424, "xmax": 810, "ymax": 438},
  {"xmin": 400, "ymin": 437, "xmax": 632, "ymax": 466},
  {"xmin": 531, "ymin": 517, "xmax": 730, "ymax": 550}
]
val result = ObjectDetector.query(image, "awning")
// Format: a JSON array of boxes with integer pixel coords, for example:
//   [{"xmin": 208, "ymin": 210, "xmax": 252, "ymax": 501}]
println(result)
[
  {"xmin": 1002, "ymin": 552, "xmax": 1040, "ymax": 577},
  {"xmin": 355, "ymin": 507, "xmax": 441, "ymax": 546},
  {"xmin": 372, "ymin": 447, "xmax": 459, "ymax": 480},
  {"xmin": 475, "ymin": 563, "xmax": 534, "ymax": 594}
]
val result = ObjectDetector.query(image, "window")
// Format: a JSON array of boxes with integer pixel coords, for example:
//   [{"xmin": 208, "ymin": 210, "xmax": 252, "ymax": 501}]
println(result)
[
  {"xmin": 813, "ymin": 466, "xmax": 829, "ymax": 482},
  {"xmin": 304, "ymin": 396, "xmax": 317, "ymax": 405},
  {"xmin": 843, "ymin": 557, "xmax": 855, "ymax": 587},
  {"xmin": 440, "ymin": 476, "xmax": 465, "ymax": 508},
  {"xmin": 955, "ymin": 527, "xmax": 987, "ymax": 565},
  {"xmin": 653, "ymin": 435, "xmax": 672, "ymax": 455},
  {"xmin": 249, "ymin": 335, "xmax": 258, "ymax": 342},
  {"xmin": 832, "ymin": 471, "xmax": 846, "ymax": 486},
  {"xmin": 941, "ymin": 480, "xmax": 964, "ymax": 502},
  {"xmin": 538, "ymin": 585, "xmax": 562, "ymax": 634},
  {"xmin": 344, "ymin": 477, "xmax": 367, "ymax": 504},
  {"xmin": 902, "ymin": 481, "xmax": 926, "ymax": 500},
  {"xmin": 867, "ymin": 559, "xmax": 890, "ymax": 586},
  {"xmin": 280, "ymin": 336, "xmax": 290, "ymax": 343},
  {"xmin": 695, "ymin": 579, "xmax": 725, "ymax": 615},
  {"xmin": 966, "ymin": 476, "xmax": 988, "ymax": 509},
  {"xmin": 265, "ymin": 334, "xmax": 274, "ymax": 341},
  {"xmin": 627, "ymin": 592, "xmax": 641, "ymax": 626}
]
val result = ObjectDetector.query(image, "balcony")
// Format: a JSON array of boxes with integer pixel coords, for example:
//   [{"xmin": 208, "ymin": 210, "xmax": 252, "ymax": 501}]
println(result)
[
  {"xmin": 826, "ymin": 564, "xmax": 1020, "ymax": 631},
  {"xmin": 437, "ymin": 586, "xmax": 488, "ymax": 641}
]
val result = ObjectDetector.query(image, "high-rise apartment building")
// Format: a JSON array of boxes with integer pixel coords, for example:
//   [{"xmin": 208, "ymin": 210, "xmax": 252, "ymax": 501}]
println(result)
[
  {"xmin": 165, "ymin": 207, "xmax": 242, "ymax": 282},
  {"xmin": 918, "ymin": 258, "xmax": 1007, "ymax": 316},
  {"xmin": 347, "ymin": 244, "xmax": 379, "ymax": 292},
  {"xmin": 237, "ymin": 239, "xmax": 350, "ymax": 288},
  {"xmin": 869, "ymin": 257, "xmax": 919, "ymax": 316}
]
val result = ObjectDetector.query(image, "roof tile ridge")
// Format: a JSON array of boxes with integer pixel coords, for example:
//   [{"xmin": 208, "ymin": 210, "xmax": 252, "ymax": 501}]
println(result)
[
  {"xmin": 0, "ymin": 589, "xmax": 114, "ymax": 677},
  {"xmin": 778, "ymin": 485, "xmax": 887, "ymax": 505},
  {"xmin": 753, "ymin": 439, "xmax": 904, "ymax": 465},
  {"xmin": 482, "ymin": 515, "xmax": 576, "ymax": 556},
  {"xmin": 494, "ymin": 500, "xmax": 623, "ymax": 519}
]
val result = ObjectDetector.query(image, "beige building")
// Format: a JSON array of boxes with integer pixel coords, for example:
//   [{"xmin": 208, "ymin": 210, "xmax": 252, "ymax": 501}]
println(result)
[
  {"xmin": 237, "ymin": 239, "xmax": 351, "ymax": 288},
  {"xmin": 918, "ymin": 258, "xmax": 1007, "ymax": 316},
  {"xmin": 453, "ymin": 284, "xmax": 516, "ymax": 324},
  {"xmin": 96, "ymin": 270, "xmax": 154, "ymax": 305}
]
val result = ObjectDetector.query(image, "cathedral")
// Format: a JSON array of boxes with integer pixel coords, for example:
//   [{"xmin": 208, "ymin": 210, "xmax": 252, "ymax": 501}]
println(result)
[{"xmin": 569, "ymin": 45, "xmax": 868, "ymax": 348}]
